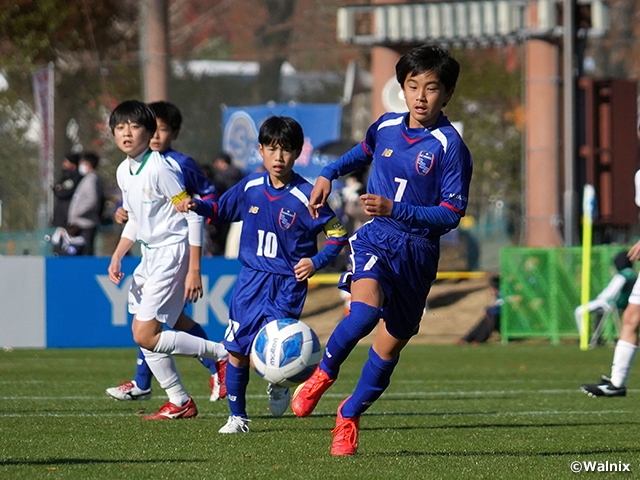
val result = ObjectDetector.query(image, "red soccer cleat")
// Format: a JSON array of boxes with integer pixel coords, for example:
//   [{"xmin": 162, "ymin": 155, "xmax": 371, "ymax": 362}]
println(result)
[
  {"xmin": 216, "ymin": 358, "xmax": 228, "ymax": 399},
  {"xmin": 291, "ymin": 366, "xmax": 335, "ymax": 417},
  {"xmin": 331, "ymin": 397, "xmax": 359, "ymax": 456},
  {"xmin": 142, "ymin": 397, "xmax": 198, "ymax": 420}
]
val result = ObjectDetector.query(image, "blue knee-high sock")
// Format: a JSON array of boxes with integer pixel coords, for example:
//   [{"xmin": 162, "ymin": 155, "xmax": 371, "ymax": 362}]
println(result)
[
  {"xmin": 133, "ymin": 348, "xmax": 153, "ymax": 391},
  {"xmin": 342, "ymin": 347, "xmax": 399, "ymax": 418},
  {"xmin": 320, "ymin": 302, "xmax": 379, "ymax": 379},
  {"xmin": 186, "ymin": 323, "xmax": 217, "ymax": 374},
  {"xmin": 226, "ymin": 363, "xmax": 250, "ymax": 418}
]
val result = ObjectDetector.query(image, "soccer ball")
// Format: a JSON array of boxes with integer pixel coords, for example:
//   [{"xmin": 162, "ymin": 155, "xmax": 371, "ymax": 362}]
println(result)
[{"xmin": 251, "ymin": 318, "xmax": 322, "ymax": 387}]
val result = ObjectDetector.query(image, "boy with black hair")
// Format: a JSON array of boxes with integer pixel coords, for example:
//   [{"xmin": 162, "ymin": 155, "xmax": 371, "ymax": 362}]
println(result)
[
  {"xmin": 107, "ymin": 100, "xmax": 227, "ymax": 420},
  {"xmin": 177, "ymin": 116, "xmax": 349, "ymax": 433},
  {"xmin": 293, "ymin": 45, "xmax": 473, "ymax": 455},
  {"xmin": 107, "ymin": 100, "xmax": 227, "ymax": 404}
]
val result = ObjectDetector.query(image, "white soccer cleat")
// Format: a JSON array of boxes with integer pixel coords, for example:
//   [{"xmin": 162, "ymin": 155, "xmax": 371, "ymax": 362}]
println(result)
[
  {"xmin": 106, "ymin": 381, "xmax": 152, "ymax": 401},
  {"xmin": 267, "ymin": 383, "xmax": 291, "ymax": 417},
  {"xmin": 218, "ymin": 415, "xmax": 250, "ymax": 433}
]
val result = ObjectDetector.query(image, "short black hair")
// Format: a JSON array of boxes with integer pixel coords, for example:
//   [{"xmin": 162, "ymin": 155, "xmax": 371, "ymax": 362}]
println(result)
[
  {"xmin": 215, "ymin": 151, "xmax": 233, "ymax": 165},
  {"xmin": 65, "ymin": 153, "xmax": 82, "ymax": 165},
  {"xmin": 148, "ymin": 101, "xmax": 182, "ymax": 132},
  {"xmin": 108, "ymin": 100, "xmax": 156, "ymax": 135},
  {"xmin": 395, "ymin": 45, "xmax": 460, "ymax": 92},
  {"xmin": 488, "ymin": 275, "xmax": 500, "ymax": 291},
  {"xmin": 258, "ymin": 116, "xmax": 304, "ymax": 153},
  {"xmin": 80, "ymin": 152, "xmax": 100, "ymax": 169}
]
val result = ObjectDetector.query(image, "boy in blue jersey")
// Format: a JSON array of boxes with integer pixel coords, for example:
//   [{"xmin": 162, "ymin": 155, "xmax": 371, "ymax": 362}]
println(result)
[
  {"xmin": 176, "ymin": 116, "xmax": 349, "ymax": 433},
  {"xmin": 107, "ymin": 101, "xmax": 228, "ymax": 405},
  {"xmin": 291, "ymin": 45, "xmax": 473, "ymax": 455}
]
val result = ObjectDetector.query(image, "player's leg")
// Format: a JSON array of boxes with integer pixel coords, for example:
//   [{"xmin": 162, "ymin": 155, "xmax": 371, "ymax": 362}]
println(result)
[
  {"xmin": 173, "ymin": 311, "xmax": 228, "ymax": 401},
  {"xmin": 292, "ymin": 277, "xmax": 383, "ymax": 418},
  {"xmin": 129, "ymin": 317, "xmax": 197, "ymax": 419},
  {"xmin": 332, "ymin": 323, "xmax": 407, "ymax": 456},
  {"xmin": 105, "ymin": 348, "xmax": 153, "ymax": 401},
  {"xmin": 218, "ymin": 351, "xmax": 251, "ymax": 433},
  {"xmin": 581, "ymin": 282, "xmax": 640, "ymax": 397}
]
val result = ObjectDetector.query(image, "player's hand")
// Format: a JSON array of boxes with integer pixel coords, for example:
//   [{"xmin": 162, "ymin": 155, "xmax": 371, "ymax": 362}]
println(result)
[
  {"xmin": 114, "ymin": 206, "xmax": 129, "ymax": 224},
  {"xmin": 184, "ymin": 269, "xmax": 203, "ymax": 303},
  {"xmin": 294, "ymin": 258, "xmax": 315, "ymax": 282},
  {"xmin": 108, "ymin": 256, "xmax": 124, "ymax": 284},
  {"xmin": 308, "ymin": 177, "xmax": 332, "ymax": 219},
  {"xmin": 628, "ymin": 240, "xmax": 640, "ymax": 262},
  {"xmin": 176, "ymin": 198, "xmax": 196, "ymax": 213},
  {"xmin": 361, "ymin": 194, "xmax": 393, "ymax": 217}
]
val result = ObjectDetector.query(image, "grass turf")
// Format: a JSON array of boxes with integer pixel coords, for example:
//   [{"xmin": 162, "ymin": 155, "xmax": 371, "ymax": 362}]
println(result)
[{"xmin": 0, "ymin": 344, "xmax": 638, "ymax": 479}]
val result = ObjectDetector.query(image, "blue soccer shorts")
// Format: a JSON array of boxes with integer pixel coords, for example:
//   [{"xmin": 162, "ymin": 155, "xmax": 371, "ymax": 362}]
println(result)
[
  {"xmin": 340, "ymin": 220, "xmax": 440, "ymax": 340},
  {"xmin": 225, "ymin": 267, "xmax": 308, "ymax": 356}
]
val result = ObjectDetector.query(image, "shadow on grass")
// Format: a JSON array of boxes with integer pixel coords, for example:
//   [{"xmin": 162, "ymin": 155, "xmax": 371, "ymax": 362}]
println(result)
[
  {"xmin": 374, "ymin": 446, "xmax": 640, "ymax": 457},
  {"xmin": 0, "ymin": 458, "xmax": 205, "ymax": 466}
]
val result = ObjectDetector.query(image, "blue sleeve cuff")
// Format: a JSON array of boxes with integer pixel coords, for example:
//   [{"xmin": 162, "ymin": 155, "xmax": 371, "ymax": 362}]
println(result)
[{"xmin": 310, "ymin": 240, "xmax": 346, "ymax": 271}]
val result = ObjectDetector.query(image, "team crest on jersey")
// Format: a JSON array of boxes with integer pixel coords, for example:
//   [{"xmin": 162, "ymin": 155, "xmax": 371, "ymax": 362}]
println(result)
[
  {"xmin": 278, "ymin": 208, "xmax": 296, "ymax": 230},
  {"xmin": 416, "ymin": 151, "xmax": 434, "ymax": 176}
]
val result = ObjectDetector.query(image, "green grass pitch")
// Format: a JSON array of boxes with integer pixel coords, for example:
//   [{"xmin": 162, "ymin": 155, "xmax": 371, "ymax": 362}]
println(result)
[{"xmin": 1, "ymin": 344, "xmax": 639, "ymax": 479}]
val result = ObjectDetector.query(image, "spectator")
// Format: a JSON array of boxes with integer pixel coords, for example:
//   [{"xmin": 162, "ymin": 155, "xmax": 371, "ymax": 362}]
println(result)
[
  {"xmin": 52, "ymin": 153, "xmax": 82, "ymax": 228},
  {"xmin": 210, "ymin": 151, "xmax": 246, "ymax": 256},
  {"xmin": 457, "ymin": 275, "xmax": 501, "ymax": 344},
  {"xmin": 67, "ymin": 152, "xmax": 103, "ymax": 255}
]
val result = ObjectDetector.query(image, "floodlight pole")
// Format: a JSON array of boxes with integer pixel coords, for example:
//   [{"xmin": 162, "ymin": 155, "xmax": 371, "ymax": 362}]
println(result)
[{"xmin": 563, "ymin": 0, "xmax": 577, "ymax": 246}]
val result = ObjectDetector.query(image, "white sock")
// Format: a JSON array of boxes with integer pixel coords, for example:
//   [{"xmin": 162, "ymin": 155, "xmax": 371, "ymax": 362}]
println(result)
[
  {"xmin": 610, "ymin": 340, "xmax": 638, "ymax": 388},
  {"xmin": 141, "ymin": 348, "xmax": 189, "ymax": 405},
  {"xmin": 154, "ymin": 330, "xmax": 227, "ymax": 360}
]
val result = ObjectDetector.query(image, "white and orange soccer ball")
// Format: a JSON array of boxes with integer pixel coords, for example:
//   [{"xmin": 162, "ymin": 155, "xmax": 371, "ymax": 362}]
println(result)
[{"xmin": 251, "ymin": 318, "xmax": 321, "ymax": 387}]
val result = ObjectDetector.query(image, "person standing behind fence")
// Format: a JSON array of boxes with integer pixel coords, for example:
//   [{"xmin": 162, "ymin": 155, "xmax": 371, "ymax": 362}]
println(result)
[{"xmin": 67, "ymin": 152, "xmax": 103, "ymax": 255}]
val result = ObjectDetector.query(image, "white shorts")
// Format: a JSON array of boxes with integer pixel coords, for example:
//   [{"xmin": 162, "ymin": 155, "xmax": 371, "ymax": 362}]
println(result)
[
  {"xmin": 628, "ymin": 275, "xmax": 640, "ymax": 305},
  {"xmin": 128, "ymin": 241, "xmax": 189, "ymax": 327}
]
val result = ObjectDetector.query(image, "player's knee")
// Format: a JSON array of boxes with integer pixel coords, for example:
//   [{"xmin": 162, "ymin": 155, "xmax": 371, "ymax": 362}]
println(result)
[
  {"xmin": 132, "ymin": 326, "xmax": 158, "ymax": 350},
  {"xmin": 344, "ymin": 301, "xmax": 380, "ymax": 338}
]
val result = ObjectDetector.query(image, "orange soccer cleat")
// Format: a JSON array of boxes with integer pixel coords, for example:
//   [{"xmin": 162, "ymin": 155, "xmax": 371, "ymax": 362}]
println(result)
[
  {"xmin": 330, "ymin": 397, "xmax": 359, "ymax": 456},
  {"xmin": 291, "ymin": 366, "xmax": 335, "ymax": 417}
]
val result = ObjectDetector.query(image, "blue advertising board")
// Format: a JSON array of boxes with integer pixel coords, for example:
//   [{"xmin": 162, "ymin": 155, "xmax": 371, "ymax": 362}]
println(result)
[
  {"xmin": 46, "ymin": 257, "xmax": 242, "ymax": 348},
  {"xmin": 222, "ymin": 103, "xmax": 342, "ymax": 181}
]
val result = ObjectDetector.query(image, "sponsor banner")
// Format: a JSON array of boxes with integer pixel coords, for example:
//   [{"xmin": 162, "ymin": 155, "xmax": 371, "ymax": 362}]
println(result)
[
  {"xmin": 222, "ymin": 103, "xmax": 342, "ymax": 181},
  {"xmin": 46, "ymin": 257, "xmax": 242, "ymax": 348}
]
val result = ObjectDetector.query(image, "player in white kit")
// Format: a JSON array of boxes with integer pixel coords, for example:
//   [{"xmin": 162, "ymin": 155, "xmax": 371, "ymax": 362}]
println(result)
[{"xmin": 108, "ymin": 100, "xmax": 227, "ymax": 419}]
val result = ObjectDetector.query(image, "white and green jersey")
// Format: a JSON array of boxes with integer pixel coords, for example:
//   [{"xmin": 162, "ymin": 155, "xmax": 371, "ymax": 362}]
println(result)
[{"xmin": 116, "ymin": 149, "xmax": 197, "ymax": 248}]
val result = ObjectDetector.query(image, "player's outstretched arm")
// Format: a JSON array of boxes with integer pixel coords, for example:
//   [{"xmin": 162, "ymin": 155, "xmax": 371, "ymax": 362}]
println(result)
[{"xmin": 309, "ymin": 176, "xmax": 332, "ymax": 219}]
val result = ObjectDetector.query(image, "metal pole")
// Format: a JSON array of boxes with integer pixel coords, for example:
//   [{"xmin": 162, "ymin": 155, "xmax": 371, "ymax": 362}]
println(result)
[{"xmin": 563, "ymin": 0, "xmax": 576, "ymax": 246}]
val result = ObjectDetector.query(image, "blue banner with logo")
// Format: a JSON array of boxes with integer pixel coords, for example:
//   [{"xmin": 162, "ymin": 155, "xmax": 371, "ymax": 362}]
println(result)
[
  {"xmin": 222, "ymin": 103, "xmax": 342, "ymax": 181},
  {"xmin": 46, "ymin": 257, "xmax": 242, "ymax": 348}
]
